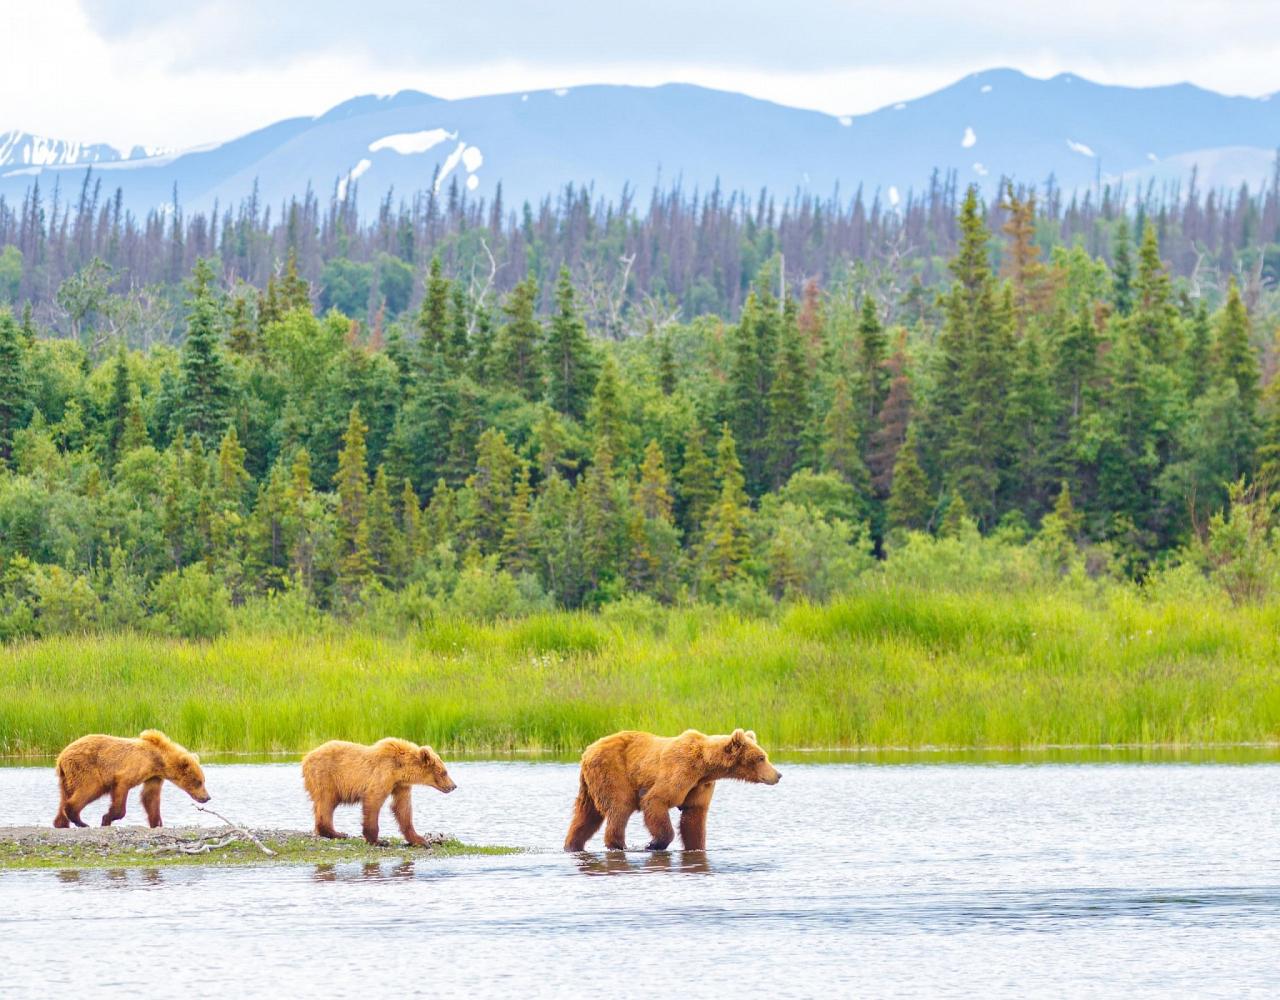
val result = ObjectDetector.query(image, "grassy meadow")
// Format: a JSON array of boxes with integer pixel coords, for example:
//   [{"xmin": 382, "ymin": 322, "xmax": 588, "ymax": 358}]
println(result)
[{"xmin": 3, "ymin": 582, "xmax": 1280, "ymax": 757}]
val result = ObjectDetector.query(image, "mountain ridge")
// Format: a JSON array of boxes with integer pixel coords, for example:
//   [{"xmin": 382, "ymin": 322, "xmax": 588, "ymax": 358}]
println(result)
[{"xmin": 2, "ymin": 69, "xmax": 1277, "ymax": 214}]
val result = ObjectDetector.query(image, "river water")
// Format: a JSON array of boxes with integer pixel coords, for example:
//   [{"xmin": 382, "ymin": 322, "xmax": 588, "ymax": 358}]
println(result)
[{"xmin": 2, "ymin": 760, "xmax": 1278, "ymax": 998}]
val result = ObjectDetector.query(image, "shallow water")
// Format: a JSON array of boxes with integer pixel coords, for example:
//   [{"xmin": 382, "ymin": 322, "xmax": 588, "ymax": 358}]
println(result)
[{"xmin": 2, "ymin": 762, "xmax": 1279, "ymax": 997}]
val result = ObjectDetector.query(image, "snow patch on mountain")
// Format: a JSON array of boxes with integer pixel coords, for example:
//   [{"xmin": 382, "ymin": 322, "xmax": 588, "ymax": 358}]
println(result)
[{"xmin": 369, "ymin": 129, "xmax": 455, "ymax": 155}]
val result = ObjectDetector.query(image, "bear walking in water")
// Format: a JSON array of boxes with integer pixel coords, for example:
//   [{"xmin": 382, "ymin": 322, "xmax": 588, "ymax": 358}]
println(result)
[
  {"xmin": 53, "ymin": 730, "xmax": 211, "ymax": 829},
  {"xmin": 301, "ymin": 738, "xmax": 457, "ymax": 846},
  {"xmin": 564, "ymin": 728, "xmax": 780, "ymax": 852}
]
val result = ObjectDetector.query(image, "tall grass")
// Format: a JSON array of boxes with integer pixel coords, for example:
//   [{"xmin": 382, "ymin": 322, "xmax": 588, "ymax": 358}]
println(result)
[{"xmin": 3, "ymin": 584, "xmax": 1279, "ymax": 755}]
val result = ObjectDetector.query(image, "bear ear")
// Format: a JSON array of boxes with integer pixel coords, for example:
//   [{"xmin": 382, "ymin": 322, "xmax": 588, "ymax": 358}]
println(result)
[
  {"xmin": 420, "ymin": 746, "xmax": 436, "ymax": 762},
  {"xmin": 744, "ymin": 730, "xmax": 757, "ymax": 744},
  {"xmin": 727, "ymin": 728, "xmax": 746, "ymax": 750}
]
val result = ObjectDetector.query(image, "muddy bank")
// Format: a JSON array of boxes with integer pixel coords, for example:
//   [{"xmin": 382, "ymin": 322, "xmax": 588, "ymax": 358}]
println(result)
[{"xmin": 0, "ymin": 825, "xmax": 511, "ymax": 870}]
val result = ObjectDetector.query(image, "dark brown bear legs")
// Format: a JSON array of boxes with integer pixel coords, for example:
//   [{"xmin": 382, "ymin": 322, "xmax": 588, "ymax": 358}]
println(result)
[
  {"xmin": 391, "ymin": 786, "xmax": 429, "ymax": 847},
  {"xmin": 642, "ymin": 796, "xmax": 675, "ymax": 851},
  {"xmin": 141, "ymin": 777, "xmax": 164, "ymax": 828},
  {"xmin": 678, "ymin": 783, "xmax": 715, "ymax": 851},
  {"xmin": 100, "ymin": 783, "xmax": 130, "ymax": 826},
  {"xmin": 312, "ymin": 794, "xmax": 347, "ymax": 839}
]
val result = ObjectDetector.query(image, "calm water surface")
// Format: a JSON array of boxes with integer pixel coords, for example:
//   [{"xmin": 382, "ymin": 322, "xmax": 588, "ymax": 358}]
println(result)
[{"xmin": 2, "ymin": 761, "xmax": 1278, "ymax": 998}]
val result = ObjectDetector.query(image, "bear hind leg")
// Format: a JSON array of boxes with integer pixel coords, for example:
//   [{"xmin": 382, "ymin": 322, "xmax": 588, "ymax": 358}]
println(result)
[
  {"xmin": 361, "ymin": 793, "xmax": 388, "ymax": 846},
  {"xmin": 100, "ymin": 783, "xmax": 129, "ymax": 826},
  {"xmin": 563, "ymin": 778, "xmax": 604, "ymax": 851},
  {"xmin": 312, "ymin": 793, "xmax": 346, "ymax": 839},
  {"xmin": 603, "ymin": 808, "xmax": 633, "ymax": 851}
]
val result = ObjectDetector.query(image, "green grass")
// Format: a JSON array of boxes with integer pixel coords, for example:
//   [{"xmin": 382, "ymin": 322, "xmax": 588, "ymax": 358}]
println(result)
[
  {"xmin": 3, "ymin": 584, "xmax": 1280, "ymax": 756},
  {"xmin": 0, "ymin": 835, "xmax": 517, "ymax": 871}
]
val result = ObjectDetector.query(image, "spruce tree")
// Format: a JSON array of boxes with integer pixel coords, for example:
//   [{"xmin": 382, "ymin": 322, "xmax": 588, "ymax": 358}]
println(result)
[
  {"xmin": 1132, "ymin": 222, "xmax": 1178, "ymax": 362},
  {"xmin": 886, "ymin": 426, "xmax": 932, "ymax": 532},
  {"xmin": 1111, "ymin": 218, "xmax": 1134, "ymax": 317},
  {"xmin": 418, "ymin": 256, "xmax": 450, "ymax": 361},
  {"xmin": 366, "ymin": 464, "xmax": 399, "ymax": 584},
  {"xmin": 727, "ymin": 290, "xmax": 779, "ymax": 495},
  {"xmin": 766, "ymin": 307, "xmax": 812, "ymax": 487},
  {"xmin": 697, "ymin": 425, "xmax": 751, "ymax": 588},
  {"xmin": 177, "ymin": 259, "xmax": 232, "ymax": 448},
  {"xmin": 501, "ymin": 463, "xmax": 536, "ymax": 574},
  {"xmin": 334, "ymin": 405, "xmax": 372, "ymax": 601},
  {"xmin": 1216, "ymin": 279, "xmax": 1259, "ymax": 415},
  {"xmin": 105, "ymin": 341, "xmax": 132, "ymax": 467},
  {"xmin": 0, "ymin": 309, "xmax": 28, "ymax": 465},
  {"xmin": 635, "ymin": 439, "xmax": 675, "ymax": 522},
  {"xmin": 657, "ymin": 335, "xmax": 677, "ymax": 396},
  {"xmin": 497, "ymin": 276, "xmax": 543, "ymax": 400},
  {"xmin": 1184, "ymin": 301, "xmax": 1212, "ymax": 400},
  {"xmin": 676, "ymin": 422, "xmax": 717, "ymax": 540},
  {"xmin": 587, "ymin": 354, "xmax": 625, "ymax": 462},
  {"xmin": 856, "ymin": 295, "xmax": 888, "ymax": 420},
  {"xmin": 545, "ymin": 266, "xmax": 598, "ymax": 421}
]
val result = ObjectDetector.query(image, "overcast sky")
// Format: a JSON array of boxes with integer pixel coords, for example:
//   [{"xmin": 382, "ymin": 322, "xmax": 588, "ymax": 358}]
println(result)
[{"xmin": 4, "ymin": 1, "xmax": 1279, "ymax": 150}]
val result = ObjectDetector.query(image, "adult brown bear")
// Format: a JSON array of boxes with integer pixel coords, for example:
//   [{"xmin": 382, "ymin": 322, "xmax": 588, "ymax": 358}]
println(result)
[
  {"xmin": 563, "ymin": 728, "xmax": 780, "ymax": 852},
  {"xmin": 53, "ymin": 730, "xmax": 210, "ymax": 828},
  {"xmin": 301, "ymin": 738, "xmax": 457, "ymax": 846}
]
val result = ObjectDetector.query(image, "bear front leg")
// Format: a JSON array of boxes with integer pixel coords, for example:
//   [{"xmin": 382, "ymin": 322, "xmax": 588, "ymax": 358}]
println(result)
[
  {"xmin": 391, "ymin": 787, "xmax": 428, "ymax": 847},
  {"xmin": 362, "ymin": 794, "xmax": 388, "ymax": 845},
  {"xmin": 101, "ymin": 783, "xmax": 130, "ymax": 826},
  {"xmin": 141, "ymin": 778, "xmax": 164, "ymax": 828},
  {"xmin": 678, "ymin": 782, "xmax": 715, "ymax": 851},
  {"xmin": 60, "ymin": 786, "xmax": 93, "ymax": 828},
  {"xmin": 641, "ymin": 795, "xmax": 675, "ymax": 851}
]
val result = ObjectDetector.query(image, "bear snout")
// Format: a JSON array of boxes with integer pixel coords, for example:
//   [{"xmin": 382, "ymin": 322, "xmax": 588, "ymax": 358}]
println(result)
[
  {"xmin": 441, "ymin": 780, "xmax": 458, "ymax": 793},
  {"xmin": 764, "ymin": 768, "xmax": 781, "ymax": 785}
]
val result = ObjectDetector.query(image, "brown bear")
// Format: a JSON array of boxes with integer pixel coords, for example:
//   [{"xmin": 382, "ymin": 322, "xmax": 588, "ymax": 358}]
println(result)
[
  {"xmin": 301, "ymin": 738, "xmax": 457, "ymax": 846},
  {"xmin": 563, "ymin": 727, "xmax": 780, "ymax": 852},
  {"xmin": 53, "ymin": 730, "xmax": 211, "ymax": 829}
]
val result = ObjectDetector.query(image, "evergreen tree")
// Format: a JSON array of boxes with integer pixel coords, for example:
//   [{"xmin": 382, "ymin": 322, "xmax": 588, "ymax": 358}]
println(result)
[
  {"xmin": 939, "ymin": 492, "xmax": 974, "ymax": 538},
  {"xmin": 496, "ymin": 276, "xmax": 542, "ymax": 400},
  {"xmin": 279, "ymin": 247, "xmax": 311, "ymax": 312},
  {"xmin": 1111, "ymin": 218, "xmax": 1134, "ymax": 317},
  {"xmin": 399, "ymin": 478, "xmax": 424, "ymax": 570},
  {"xmin": 177, "ymin": 259, "xmax": 232, "ymax": 448},
  {"xmin": 676, "ymin": 422, "xmax": 717, "ymax": 540},
  {"xmin": 105, "ymin": 342, "xmax": 132, "ymax": 467},
  {"xmin": 447, "ymin": 284, "xmax": 471, "ymax": 373},
  {"xmin": 545, "ymin": 265, "xmax": 598, "ymax": 420},
  {"xmin": 1184, "ymin": 301, "xmax": 1213, "ymax": 400},
  {"xmin": 333, "ymin": 405, "xmax": 371, "ymax": 601},
  {"xmin": 0, "ymin": 309, "xmax": 28, "ymax": 465},
  {"xmin": 587, "ymin": 354, "xmax": 625, "ymax": 462},
  {"xmin": 727, "ymin": 290, "xmax": 779, "ymax": 495},
  {"xmin": 635, "ymin": 439, "xmax": 675, "ymax": 522},
  {"xmin": 657, "ymin": 335, "xmax": 677, "ymax": 396},
  {"xmin": 463, "ymin": 428, "xmax": 522, "ymax": 553},
  {"xmin": 886, "ymin": 426, "xmax": 932, "ymax": 532},
  {"xmin": 1132, "ymin": 222, "xmax": 1178, "ymax": 362},
  {"xmin": 766, "ymin": 307, "xmax": 812, "ymax": 487},
  {"xmin": 501, "ymin": 463, "xmax": 536, "ymax": 574},
  {"xmin": 1216, "ymin": 279, "xmax": 1260, "ymax": 415},
  {"xmin": 366, "ymin": 464, "xmax": 399, "ymax": 584},
  {"xmin": 418, "ymin": 256, "xmax": 450, "ymax": 360},
  {"xmin": 696, "ymin": 424, "xmax": 751, "ymax": 589},
  {"xmin": 821, "ymin": 376, "xmax": 873, "ymax": 498},
  {"xmin": 855, "ymin": 295, "xmax": 888, "ymax": 420}
]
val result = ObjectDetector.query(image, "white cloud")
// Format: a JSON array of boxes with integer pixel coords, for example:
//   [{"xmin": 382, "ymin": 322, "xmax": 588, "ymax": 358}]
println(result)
[
  {"xmin": 1066, "ymin": 138, "xmax": 1096, "ymax": 157},
  {"xmin": 961, "ymin": 126, "xmax": 977, "ymax": 148}
]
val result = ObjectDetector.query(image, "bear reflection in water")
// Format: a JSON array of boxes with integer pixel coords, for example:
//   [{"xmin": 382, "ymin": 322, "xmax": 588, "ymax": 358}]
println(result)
[{"xmin": 573, "ymin": 851, "xmax": 713, "ymax": 876}]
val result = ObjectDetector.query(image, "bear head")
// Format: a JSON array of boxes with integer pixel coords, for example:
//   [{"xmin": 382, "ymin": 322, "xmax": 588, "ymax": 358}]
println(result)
[
  {"xmin": 142, "ymin": 730, "xmax": 211, "ymax": 802},
  {"xmin": 720, "ymin": 728, "xmax": 781, "ymax": 785},
  {"xmin": 410, "ymin": 745, "xmax": 458, "ymax": 794}
]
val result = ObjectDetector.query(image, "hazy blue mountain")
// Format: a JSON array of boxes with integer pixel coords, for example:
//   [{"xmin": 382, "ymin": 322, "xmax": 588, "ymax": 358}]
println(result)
[{"xmin": 2, "ymin": 69, "xmax": 1277, "ymax": 215}]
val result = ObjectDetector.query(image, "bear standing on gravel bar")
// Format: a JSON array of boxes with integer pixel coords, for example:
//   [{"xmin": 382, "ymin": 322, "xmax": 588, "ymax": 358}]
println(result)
[
  {"xmin": 563, "ymin": 728, "xmax": 781, "ymax": 852},
  {"xmin": 53, "ymin": 730, "xmax": 211, "ymax": 829},
  {"xmin": 301, "ymin": 738, "xmax": 457, "ymax": 846}
]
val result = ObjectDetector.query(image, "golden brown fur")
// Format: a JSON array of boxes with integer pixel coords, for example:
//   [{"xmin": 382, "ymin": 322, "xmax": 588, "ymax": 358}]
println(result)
[
  {"xmin": 563, "ymin": 728, "xmax": 780, "ymax": 852},
  {"xmin": 53, "ymin": 730, "xmax": 210, "ymax": 829},
  {"xmin": 301, "ymin": 738, "xmax": 457, "ymax": 846}
]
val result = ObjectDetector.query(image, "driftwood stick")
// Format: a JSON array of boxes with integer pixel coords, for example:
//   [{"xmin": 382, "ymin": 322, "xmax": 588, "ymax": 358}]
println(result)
[{"xmin": 193, "ymin": 804, "xmax": 277, "ymax": 856}]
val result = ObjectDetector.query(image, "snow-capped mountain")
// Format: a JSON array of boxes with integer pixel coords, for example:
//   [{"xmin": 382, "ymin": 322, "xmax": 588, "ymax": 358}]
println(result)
[{"xmin": 1, "ymin": 69, "xmax": 1277, "ymax": 215}]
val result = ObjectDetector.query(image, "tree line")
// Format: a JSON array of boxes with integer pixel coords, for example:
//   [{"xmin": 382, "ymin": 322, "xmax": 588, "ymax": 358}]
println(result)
[
  {"xmin": 1, "ymin": 161, "xmax": 1279, "ymax": 350},
  {"xmin": 0, "ymin": 182, "xmax": 1276, "ymax": 638}
]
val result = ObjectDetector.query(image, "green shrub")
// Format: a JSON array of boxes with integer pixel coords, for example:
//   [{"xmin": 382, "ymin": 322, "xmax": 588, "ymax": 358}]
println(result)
[{"xmin": 149, "ymin": 564, "xmax": 231, "ymax": 639}]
